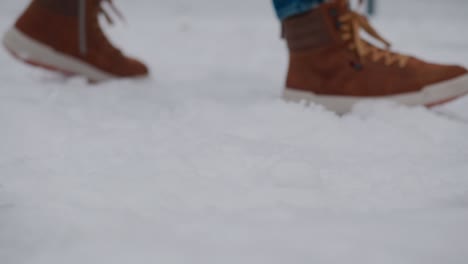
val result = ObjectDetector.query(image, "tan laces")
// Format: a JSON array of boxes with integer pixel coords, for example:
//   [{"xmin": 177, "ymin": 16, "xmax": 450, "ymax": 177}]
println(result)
[
  {"xmin": 99, "ymin": 0, "xmax": 126, "ymax": 25},
  {"xmin": 336, "ymin": 1, "xmax": 409, "ymax": 67}
]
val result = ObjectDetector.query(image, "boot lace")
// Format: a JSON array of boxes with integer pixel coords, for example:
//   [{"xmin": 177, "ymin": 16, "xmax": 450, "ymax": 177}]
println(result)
[
  {"xmin": 78, "ymin": 0, "xmax": 125, "ymax": 56},
  {"xmin": 336, "ymin": 0, "xmax": 409, "ymax": 68}
]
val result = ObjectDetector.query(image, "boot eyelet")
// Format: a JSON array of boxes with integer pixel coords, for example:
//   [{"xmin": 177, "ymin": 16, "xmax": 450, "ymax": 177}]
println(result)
[
  {"xmin": 335, "ymin": 21, "xmax": 342, "ymax": 30},
  {"xmin": 350, "ymin": 61, "xmax": 363, "ymax": 71},
  {"xmin": 329, "ymin": 8, "xmax": 338, "ymax": 17}
]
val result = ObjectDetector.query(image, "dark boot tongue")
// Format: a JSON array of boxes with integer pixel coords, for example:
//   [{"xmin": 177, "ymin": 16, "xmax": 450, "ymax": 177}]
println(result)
[
  {"xmin": 333, "ymin": 0, "xmax": 352, "ymax": 12},
  {"xmin": 35, "ymin": 0, "xmax": 79, "ymax": 16}
]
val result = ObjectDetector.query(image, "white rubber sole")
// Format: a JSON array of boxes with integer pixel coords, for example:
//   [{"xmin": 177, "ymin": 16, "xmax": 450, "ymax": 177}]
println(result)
[
  {"xmin": 2, "ymin": 27, "xmax": 115, "ymax": 82},
  {"xmin": 283, "ymin": 75, "xmax": 468, "ymax": 114}
]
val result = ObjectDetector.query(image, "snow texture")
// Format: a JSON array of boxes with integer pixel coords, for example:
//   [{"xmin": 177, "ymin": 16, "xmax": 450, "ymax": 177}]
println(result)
[{"xmin": 1, "ymin": 0, "xmax": 468, "ymax": 263}]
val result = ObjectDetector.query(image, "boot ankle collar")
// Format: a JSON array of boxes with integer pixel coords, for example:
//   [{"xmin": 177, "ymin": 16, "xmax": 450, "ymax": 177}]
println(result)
[{"xmin": 282, "ymin": 5, "xmax": 335, "ymax": 51}]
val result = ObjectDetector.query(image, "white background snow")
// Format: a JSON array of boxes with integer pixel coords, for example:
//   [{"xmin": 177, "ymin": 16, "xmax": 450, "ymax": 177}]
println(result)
[{"xmin": 1, "ymin": 0, "xmax": 468, "ymax": 263}]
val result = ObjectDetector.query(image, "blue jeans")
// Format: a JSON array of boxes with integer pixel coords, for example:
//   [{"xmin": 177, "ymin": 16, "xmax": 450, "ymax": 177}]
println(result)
[{"xmin": 273, "ymin": 0, "xmax": 325, "ymax": 20}]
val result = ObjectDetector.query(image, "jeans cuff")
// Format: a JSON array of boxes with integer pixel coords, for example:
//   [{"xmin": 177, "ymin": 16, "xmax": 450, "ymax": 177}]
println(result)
[{"xmin": 276, "ymin": 2, "xmax": 322, "ymax": 20}]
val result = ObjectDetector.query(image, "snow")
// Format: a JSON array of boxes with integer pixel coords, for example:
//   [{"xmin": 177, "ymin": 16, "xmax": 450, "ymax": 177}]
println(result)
[{"xmin": 1, "ymin": 0, "xmax": 468, "ymax": 263}]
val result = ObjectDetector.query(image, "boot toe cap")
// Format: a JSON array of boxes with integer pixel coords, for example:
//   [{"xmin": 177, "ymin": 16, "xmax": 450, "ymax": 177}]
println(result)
[
  {"xmin": 127, "ymin": 58, "xmax": 149, "ymax": 78},
  {"xmin": 409, "ymin": 58, "xmax": 468, "ymax": 86},
  {"xmin": 426, "ymin": 64, "xmax": 467, "ymax": 86}
]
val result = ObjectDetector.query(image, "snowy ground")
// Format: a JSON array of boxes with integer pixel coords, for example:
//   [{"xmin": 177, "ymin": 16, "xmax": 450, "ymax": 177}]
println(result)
[{"xmin": 1, "ymin": 0, "xmax": 468, "ymax": 263}]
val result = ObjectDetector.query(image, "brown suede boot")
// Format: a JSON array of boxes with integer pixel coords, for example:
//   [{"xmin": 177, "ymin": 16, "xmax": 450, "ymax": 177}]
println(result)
[
  {"xmin": 282, "ymin": 0, "xmax": 468, "ymax": 114},
  {"xmin": 2, "ymin": 0, "xmax": 148, "ymax": 82}
]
